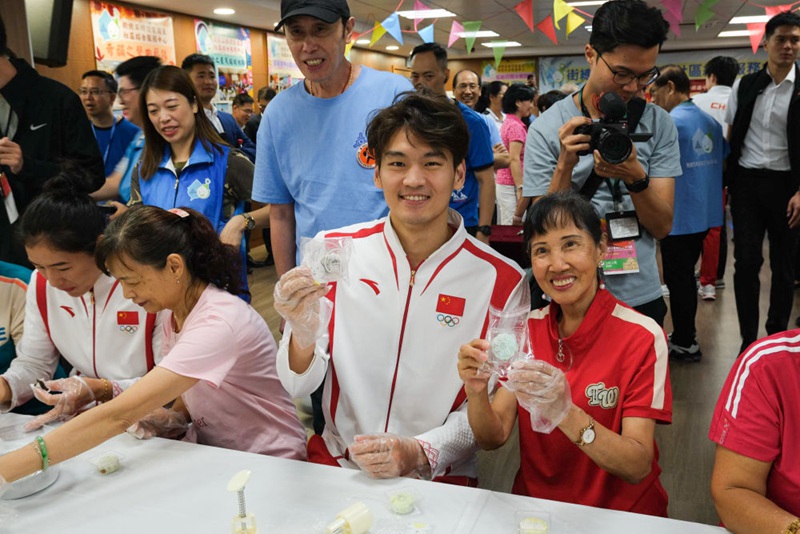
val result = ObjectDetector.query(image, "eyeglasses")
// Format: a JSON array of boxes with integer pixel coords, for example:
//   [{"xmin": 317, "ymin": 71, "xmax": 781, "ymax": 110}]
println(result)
[
  {"xmin": 455, "ymin": 83, "xmax": 479, "ymax": 91},
  {"xmin": 117, "ymin": 86, "xmax": 140, "ymax": 97},
  {"xmin": 597, "ymin": 54, "xmax": 660, "ymax": 87},
  {"xmin": 79, "ymin": 88, "xmax": 114, "ymax": 97}
]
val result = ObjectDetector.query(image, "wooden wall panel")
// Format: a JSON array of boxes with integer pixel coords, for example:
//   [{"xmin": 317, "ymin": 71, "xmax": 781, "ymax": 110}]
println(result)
[{"xmin": 0, "ymin": 0, "xmax": 33, "ymax": 64}]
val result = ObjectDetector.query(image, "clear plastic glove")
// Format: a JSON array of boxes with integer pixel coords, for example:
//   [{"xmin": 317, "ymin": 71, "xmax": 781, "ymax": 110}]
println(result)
[
  {"xmin": 273, "ymin": 266, "xmax": 330, "ymax": 349},
  {"xmin": 349, "ymin": 434, "xmax": 431, "ymax": 479},
  {"xmin": 127, "ymin": 408, "xmax": 189, "ymax": 440},
  {"xmin": 24, "ymin": 377, "xmax": 95, "ymax": 431},
  {"xmin": 506, "ymin": 359, "xmax": 572, "ymax": 434}
]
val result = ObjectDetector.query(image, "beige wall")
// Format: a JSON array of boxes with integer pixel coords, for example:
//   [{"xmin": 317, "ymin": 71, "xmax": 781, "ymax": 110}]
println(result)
[{"xmin": 1, "ymin": 0, "xmax": 32, "ymax": 64}]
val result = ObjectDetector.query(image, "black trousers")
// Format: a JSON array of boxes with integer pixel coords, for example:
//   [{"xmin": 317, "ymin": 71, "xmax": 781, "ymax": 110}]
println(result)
[
  {"xmin": 730, "ymin": 166, "xmax": 799, "ymax": 351},
  {"xmin": 633, "ymin": 296, "xmax": 668, "ymax": 327},
  {"xmin": 661, "ymin": 231, "xmax": 708, "ymax": 347}
]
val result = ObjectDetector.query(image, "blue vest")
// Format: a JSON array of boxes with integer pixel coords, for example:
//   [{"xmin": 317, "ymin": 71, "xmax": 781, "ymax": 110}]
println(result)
[{"xmin": 139, "ymin": 141, "xmax": 250, "ymax": 301}]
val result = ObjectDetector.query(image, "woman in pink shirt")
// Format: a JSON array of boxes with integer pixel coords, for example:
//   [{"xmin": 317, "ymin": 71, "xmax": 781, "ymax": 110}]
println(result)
[
  {"xmin": 496, "ymin": 84, "xmax": 536, "ymax": 226},
  {"xmin": 0, "ymin": 205, "xmax": 306, "ymax": 492}
]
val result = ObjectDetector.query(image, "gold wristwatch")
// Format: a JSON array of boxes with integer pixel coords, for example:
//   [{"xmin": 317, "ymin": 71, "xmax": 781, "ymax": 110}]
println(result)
[{"xmin": 574, "ymin": 417, "xmax": 596, "ymax": 446}]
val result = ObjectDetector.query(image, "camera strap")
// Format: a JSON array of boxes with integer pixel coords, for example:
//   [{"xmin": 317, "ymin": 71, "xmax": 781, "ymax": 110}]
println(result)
[{"xmin": 577, "ymin": 93, "xmax": 647, "ymax": 201}]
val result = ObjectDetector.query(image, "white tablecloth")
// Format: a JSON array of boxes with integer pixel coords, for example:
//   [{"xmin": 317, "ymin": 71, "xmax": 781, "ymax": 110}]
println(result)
[{"xmin": 0, "ymin": 413, "xmax": 726, "ymax": 533}]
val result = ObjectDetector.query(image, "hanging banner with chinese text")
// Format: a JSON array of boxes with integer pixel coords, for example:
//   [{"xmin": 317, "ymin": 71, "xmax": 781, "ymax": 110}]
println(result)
[
  {"xmin": 194, "ymin": 20, "xmax": 252, "ymax": 97},
  {"xmin": 266, "ymin": 34, "xmax": 304, "ymax": 92},
  {"xmin": 90, "ymin": 1, "xmax": 176, "ymax": 71}
]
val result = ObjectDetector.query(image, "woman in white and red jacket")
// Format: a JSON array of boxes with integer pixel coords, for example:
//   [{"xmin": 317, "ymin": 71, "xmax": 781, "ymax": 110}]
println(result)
[{"xmin": 0, "ymin": 171, "xmax": 162, "ymax": 430}]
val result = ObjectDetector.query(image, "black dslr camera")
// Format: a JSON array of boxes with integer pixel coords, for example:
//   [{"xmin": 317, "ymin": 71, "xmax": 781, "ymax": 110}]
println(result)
[{"xmin": 573, "ymin": 92, "xmax": 652, "ymax": 164}]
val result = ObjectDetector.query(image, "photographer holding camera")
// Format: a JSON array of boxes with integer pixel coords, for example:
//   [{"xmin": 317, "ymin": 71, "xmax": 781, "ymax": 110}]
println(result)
[{"xmin": 521, "ymin": 0, "xmax": 681, "ymax": 325}]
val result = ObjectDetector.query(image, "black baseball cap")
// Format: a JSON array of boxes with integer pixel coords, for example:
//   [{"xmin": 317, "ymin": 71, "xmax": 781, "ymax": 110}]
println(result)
[{"xmin": 275, "ymin": 0, "xmax": 350, "ymax": 30}]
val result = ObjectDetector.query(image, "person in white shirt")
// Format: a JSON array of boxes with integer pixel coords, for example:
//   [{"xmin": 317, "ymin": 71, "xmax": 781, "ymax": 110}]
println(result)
[
  {"xmin": 725, "ymin": 11, "xmax": 800, "ymax": 353},
  {"xmin": 273, "ymin": 93, "xmax": 527, "ymax": 485}
]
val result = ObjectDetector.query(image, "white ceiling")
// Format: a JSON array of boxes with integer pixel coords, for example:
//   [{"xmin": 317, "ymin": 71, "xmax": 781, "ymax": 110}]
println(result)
[{"xmin": 130, "ymin": 0, "xmax": 763, "ymax": 58}]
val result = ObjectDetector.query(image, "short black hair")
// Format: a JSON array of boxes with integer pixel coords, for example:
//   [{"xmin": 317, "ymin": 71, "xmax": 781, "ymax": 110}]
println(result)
[
  {"xmin": 765, "ymin": 11, "xmax": 800, "ymax": 39},
  {"xmin": 410, "ymin": 42, "xmax": 448, "ymax": 70},
  {"xmin": 652, "ymin": 65, "xmax": 690, "ymax": 95},
  {"xmin": 704, "ymin": 56, "xmax": 739, "ymax": 87},
  {"xmin": 453, "ymin": 69, "xmax": 481, "ymax": 88},
  {"xmin": 82, "ymin": 70, "xmax": 118, "ymax": 93},
  {"xmin": 233, "ymin": 93, "xmax": 254, "ymax": 107},
  {"xmin": 367, "ymin": 91, "xmax": 469, "ymax": 169},
  {"xmin": 524, "ymin": 191, "xmax": 603, "ymax": 252},
  {"xmin": 115, "ymin": 56, "xmax": 162, "ymax": 86},
  {"xmin": 537, "ymin": 90, "xmax": 568, "ymax": 113},
  {"xmin": 590, "ymin": 0, "xmax": 669, "ymax": 55},
  {"xmin": 502, "ymin": 83, "xmax": 535, "ymax": 115},
  {"xmin": 181, "ymin": 53, "xmax": 216, "ymax": 71},
  {"xmin": 257, "ymin": 86, "xmax": 276, "ymax": 102}
]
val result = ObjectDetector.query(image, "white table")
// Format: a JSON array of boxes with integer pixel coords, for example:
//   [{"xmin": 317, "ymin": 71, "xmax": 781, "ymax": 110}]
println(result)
[{"xmin": 0, "ymin": 414, "xmax": 726, "ymax": 534}]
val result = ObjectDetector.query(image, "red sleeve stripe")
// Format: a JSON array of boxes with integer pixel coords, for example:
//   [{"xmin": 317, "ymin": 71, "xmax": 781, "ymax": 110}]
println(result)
[
  {"xmin": 420, "ymin": 245, "xmax": 464, "ymax": 295},
  {"xmin": 35, "ymin": 272, "xmax": 51, "ymax": 340},
  {"xmin": 324, "ymin": 221, "xmax": 385, "ymax": 240},
  {"xmin": 326, "ymin": 284, "xmax": 340, "ymax": 426},
  {"xmin": 461, "ymin": 240, "xmax": 524, "ymax": 310},
  {"xmin": 103, "ymin": 279, "xmax": 121, "ymax": 312}
]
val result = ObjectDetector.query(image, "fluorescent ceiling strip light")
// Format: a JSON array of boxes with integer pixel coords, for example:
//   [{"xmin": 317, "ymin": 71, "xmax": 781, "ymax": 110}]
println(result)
[
  {"xmin": 397, "ymin": 9, "xmax": 456, "ymax": 19},
  {"xmin": 355, "ymin": 39, "xmax": 370, "ymax": 45},
  {"xmin": 214, "ymin": 7, "xmax": 235, "ymax": 15},
  {"xmin": 457, "ymin": 30, "xmax": 500, "ymax": 38},
  {"xmin": 567, "ymin": 1, "xmax": 607, "ymax": 6},
  {"xmin": 386, "ymin": 45, "xmax": 399, "ymax": 50},
  {"xmin": 481, "ymin": 41, "xmax": 522, "ymax": 47},
  {"xmin": 729, "ymin": 15, "xmax": 770, "ymax": 24},
  {"xmin": 718, "ymin": 30, "xmax": 754, "ymax": 37}
]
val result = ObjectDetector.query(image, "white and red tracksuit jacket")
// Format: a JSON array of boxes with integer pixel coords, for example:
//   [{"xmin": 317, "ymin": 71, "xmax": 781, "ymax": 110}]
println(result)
[
  {"xmin": 1, "ymin": 272, "xmax": 162, "ymax": 411},
  {"xmin": 278, "ymin": 210, "xmax": 526, "ymax": 478}
]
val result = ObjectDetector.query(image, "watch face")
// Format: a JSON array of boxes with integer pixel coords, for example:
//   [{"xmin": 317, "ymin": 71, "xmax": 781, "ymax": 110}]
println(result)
[{"xmin": 583, "ymin": 428, "xmax": 596, "ymax": 444}]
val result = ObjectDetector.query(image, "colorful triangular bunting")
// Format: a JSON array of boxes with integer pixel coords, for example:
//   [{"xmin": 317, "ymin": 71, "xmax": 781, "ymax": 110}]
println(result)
[
  {"xmin": 370, "ymin": 21, "xmax": 387, "ymax": 47},
  {"xmin": 747, "ymin": 22, "xmax": 766, "ymax": 54},
  {"xmin": 492, "ymin": 42, "xmax": 506, "ymax": 68},
  {"xmin": 663, "ymin": 10, "xmax": 681, "ymax": 37},
  {"xmin": 694, "ymin": 3, "xmax": 714, "ymax": 30},
  {"xmin": 448, "ymin": 20, "xmax": 464, "ymax": 48},
  {"xmin": 566, "ymin": 11, "xmax": 585, "ymax": 37},
  {"xmin": 553, "ymin": 0, "xmax": 573, "ymax": 30},
  {"xmin": 381, "ymin": 12, "xmax": 403, "ymax": 45},
  {"xmin": 413, "ymin": 0, "xmax": 431, "ymax": 32},
  {"xmin": 418, "ymin": 24, "xmax": 434, "ymax": 43},
  {"xmin": 514, "ymin": 0, "xmax": 535, "ymax": 31},
  {"xmin": 462, "ymin": 21, "xmax": 482, "ymax": 54},
  {"xmin": 536, "ymin": 14, "xmax": 558, "ymax": 44}
]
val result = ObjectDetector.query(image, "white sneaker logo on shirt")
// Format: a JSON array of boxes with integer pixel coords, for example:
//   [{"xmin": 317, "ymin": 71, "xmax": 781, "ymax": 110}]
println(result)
[{"xmin": 30, "ymin": 123, "xmax": 47, "ymax": 131}]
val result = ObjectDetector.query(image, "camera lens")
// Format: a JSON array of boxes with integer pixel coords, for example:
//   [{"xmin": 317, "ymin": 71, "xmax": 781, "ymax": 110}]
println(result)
[{"xmin": 597, "ymin": 129, "xmax": 631, "ymax": 164}]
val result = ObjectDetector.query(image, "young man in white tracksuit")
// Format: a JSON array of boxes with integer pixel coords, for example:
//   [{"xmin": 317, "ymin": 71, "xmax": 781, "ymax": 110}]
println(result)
[{"xmin": 274, "ymin": 93, "xmax": 527, "ymax": 485}]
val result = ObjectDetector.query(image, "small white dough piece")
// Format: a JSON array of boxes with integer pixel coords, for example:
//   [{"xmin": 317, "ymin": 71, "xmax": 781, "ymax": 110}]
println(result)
[
  {"xmin": 519, "ymin": 516, "xmax": 549, "ymax": 534},
  {"xmin": 95, "ymin": 454, "xmax": 120, "ymax": 475}
]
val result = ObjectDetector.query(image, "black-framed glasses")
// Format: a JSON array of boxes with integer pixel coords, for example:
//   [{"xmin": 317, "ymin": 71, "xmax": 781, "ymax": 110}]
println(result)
[
  {"xmin": 79, "ymin": 88, "xmax": 114, "ymax": 97},
  {"xmin": 598, "ymin": 54, "xmax": 660, "ymax": 87},
  {"xmin": 117, "ymin": 86, "xmax": 140, "ymax": 97}
]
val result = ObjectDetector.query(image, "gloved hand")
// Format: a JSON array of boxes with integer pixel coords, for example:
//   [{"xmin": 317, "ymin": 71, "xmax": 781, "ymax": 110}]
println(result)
[
  {"xmin": 127, "ymin": 408, "xmax": 189, "ymax": 440},
  {"xmin": 457, "ymin": 339, "xmax": 492, "ymax": 396},
  {"xmin": 506, "ymin": 359, "xmax": 572, "ymax": 434},
  {"xmin": 349, "ymin": 433, "xmax": 431, "ymax": 479},
  {"xmin": 273, "ymin": 266, "xmax": 330, "ymax": 349},
  {"xmin": 24, "ymin": 377, "xmax": 95, "ymax": 431}
]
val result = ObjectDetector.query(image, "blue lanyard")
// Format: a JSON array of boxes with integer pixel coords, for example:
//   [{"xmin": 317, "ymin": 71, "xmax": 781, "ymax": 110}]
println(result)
[{"xmin": 91, "ymin": 118, "xmax": 118, "ymax": 166}]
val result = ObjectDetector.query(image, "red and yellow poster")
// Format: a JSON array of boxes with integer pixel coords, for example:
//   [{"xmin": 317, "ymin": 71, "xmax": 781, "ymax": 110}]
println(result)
[{"xmin": 90, "ymin": 1, "xmax": 176, "ymax": 71}]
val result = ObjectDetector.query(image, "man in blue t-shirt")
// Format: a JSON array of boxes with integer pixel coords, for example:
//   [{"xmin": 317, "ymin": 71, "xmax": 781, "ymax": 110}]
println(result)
[
  {"xmin": 409, "ymin": 43, "xmax": 495, "ymax": 244},
  {"xmin": 79, "ymin": 70, "xmax": 140, "ymax": 177},
  {"xmin": 650, "ymin": 66, "xmax": 727, "ymax": 361}
]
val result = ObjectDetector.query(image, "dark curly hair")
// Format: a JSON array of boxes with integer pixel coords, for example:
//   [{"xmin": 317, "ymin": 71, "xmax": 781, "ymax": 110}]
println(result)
[{"xmin": 95, "ymin": 205, "xmax": 242, "ymax": 296}]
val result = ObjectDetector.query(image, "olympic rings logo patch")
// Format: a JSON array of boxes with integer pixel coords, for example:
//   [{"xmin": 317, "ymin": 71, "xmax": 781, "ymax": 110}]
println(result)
[
  {"xmin": 119, "ymin": 325, "xmax": 139, "ymax": 334},
  {"xmin": 437, "ymin": 313, "xmax": 460, "ymax": 327}
]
